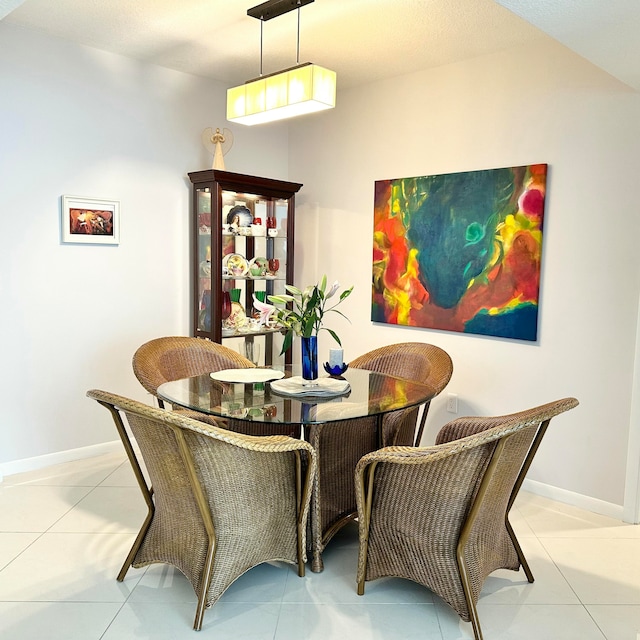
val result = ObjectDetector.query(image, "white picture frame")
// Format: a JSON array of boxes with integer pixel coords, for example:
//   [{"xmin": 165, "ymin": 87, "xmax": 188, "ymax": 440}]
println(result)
[{"xmin": 61, "ymin": 195, "xmax": 120, "ymax": 245}]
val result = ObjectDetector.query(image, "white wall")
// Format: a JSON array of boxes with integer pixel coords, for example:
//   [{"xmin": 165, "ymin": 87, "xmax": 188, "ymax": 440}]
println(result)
[
  {"xmin": 3, "ymin": 21, "xmax": 640, "ymax": 517},
  {"xmin": 288, "ymin": 39, "xmax": 640, "ymax": 510},
  {"xmin": 0, "ymin": 24, "xmax": 290, "ymax": 470}
]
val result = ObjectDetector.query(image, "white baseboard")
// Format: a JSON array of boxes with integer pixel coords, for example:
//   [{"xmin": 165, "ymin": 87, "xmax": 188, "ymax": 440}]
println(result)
[
  {"xmin": 523, "ymin": 477, "xmax": 624, "ymax": 521},
  {"xmin": 0, "ymin": 440, "xmax": 123, "ymax": 483}
]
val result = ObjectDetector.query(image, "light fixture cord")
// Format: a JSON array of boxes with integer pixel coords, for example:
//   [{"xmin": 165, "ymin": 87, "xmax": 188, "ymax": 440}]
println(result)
[
  {"xmin": 296, "ymin": 6, "xmax": 301, "ymax": 64},
  {"xmin": 260, "ymin": 19, "xmax": 264, "ymax": 76}
]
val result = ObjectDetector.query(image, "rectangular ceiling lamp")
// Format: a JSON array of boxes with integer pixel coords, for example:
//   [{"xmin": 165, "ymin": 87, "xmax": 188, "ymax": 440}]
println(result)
[{"xmin": 227, "ymin": 62, "xmax": 336, "ymax": 126}]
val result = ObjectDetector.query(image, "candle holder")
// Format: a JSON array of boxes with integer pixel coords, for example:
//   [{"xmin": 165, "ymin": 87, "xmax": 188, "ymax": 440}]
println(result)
[{"xmin": 323, "ymin": 362, "xmax": 349, "ymax": 377}]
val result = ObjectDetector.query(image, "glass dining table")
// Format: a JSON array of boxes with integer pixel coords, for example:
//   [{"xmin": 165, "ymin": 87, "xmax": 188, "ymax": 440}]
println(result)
[{"xmin": 158, "ymin": 365, "xmax": 437, "ymax": 572}]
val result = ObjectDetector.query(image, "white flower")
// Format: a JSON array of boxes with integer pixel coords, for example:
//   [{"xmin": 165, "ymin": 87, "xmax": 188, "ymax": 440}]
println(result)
[
  {"xmin": 325, "ymin": 281, "xmax": 340, "ymax": 299},
  {"xmin": 252, "ymin": 294, "xmax": 276, "ymax": 326}
]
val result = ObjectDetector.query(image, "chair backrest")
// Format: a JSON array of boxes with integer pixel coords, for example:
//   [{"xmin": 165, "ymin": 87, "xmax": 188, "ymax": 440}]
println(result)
[
  {"xmin": 133, "ymin": 336, "xmax": 254, "ymax": 406},
  {"xmin": 350, "ymin": 342, "xmax": 453, "ymax": 445},
  {"xmin": 349, "ymin": 342, "xmax": 453, "ymax": 390}
]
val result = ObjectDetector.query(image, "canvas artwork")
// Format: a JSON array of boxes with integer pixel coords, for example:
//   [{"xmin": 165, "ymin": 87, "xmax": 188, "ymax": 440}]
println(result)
[{"xmin": 372, "ymin": 164, "xmax": 547, "ymax": 341}]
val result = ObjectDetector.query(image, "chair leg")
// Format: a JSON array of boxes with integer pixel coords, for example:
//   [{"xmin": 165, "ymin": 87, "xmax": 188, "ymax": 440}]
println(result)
[
  {"xmin": 455, "ymin": 440, "xmax": 512, "ymax": 640},
  {"xmin": 504, "ymin": 419, "xmax": 551, "ymax": 584},
  {"xmin": 96, "ymin": 400, "xmax": 155, "ymax": 583},
  {"xmin": 457, "ymin": 551, "xmax": 484, "ymax": 640},
  {"xmin": 169, "ymin": 429, "xmax": 217, "ymax": 632},
  {"xmin": 356, "ymin": 461, "xmax": 378, "ymax": 596},
  {"xmin": 506, "ymin": 516, "xmax": 534, "ymax": 583},
  {"xmin": 413, "ymin": 401, "xmax": 431, "ymax": 447},
  {"xmin": 117, "ymin": 507, "xmax": 154, "ymax": 581},
  {"xmin": 193, "ymin": 537, "xmax": 217, "ymax": 631}
]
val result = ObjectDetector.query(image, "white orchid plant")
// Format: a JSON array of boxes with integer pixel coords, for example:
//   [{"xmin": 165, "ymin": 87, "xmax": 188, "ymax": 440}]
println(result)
[{"xmin": 252, "ymin": 275, "xmax": 353, "ymax": 354}]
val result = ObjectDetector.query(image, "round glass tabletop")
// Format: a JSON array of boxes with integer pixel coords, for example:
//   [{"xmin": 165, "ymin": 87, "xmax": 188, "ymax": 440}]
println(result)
[{"xmin": 158, "ymin": 366, "xmax": 437, "ymax": 425}]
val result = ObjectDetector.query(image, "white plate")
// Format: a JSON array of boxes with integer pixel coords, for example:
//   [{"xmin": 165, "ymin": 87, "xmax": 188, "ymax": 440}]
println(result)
[
  {"xmin": 270, "ymin": 376, "xmax": 351, "ymax": 397},
  {"xmin": 210, "ymin": 368, "xmax": 285, "ymax": 384},
  {"xmin": 222, "ymin": 253, "xmax": 249, "ymax": 276}
]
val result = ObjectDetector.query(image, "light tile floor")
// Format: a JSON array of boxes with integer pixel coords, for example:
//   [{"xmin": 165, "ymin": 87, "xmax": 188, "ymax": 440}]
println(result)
[{"xmin": 2, "ymin": 451, "xmax": 640, "ymax": 639}]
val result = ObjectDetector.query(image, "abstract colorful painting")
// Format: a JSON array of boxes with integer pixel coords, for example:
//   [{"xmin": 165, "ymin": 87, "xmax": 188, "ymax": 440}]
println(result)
[{"xmin": 372, "ymin": 164, "xmax": 547, "ymax": 341}]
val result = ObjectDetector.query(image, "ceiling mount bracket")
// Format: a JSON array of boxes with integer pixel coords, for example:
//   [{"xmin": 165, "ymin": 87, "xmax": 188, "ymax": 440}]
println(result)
[{"xmin": 247, "ymin": 0, "xmax": 314, "ymax": 21}]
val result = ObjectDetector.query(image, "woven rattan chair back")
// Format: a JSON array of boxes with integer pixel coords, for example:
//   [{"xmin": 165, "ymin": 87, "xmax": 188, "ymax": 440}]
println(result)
[
  {"xmin": 355, "ymin": 397, "xmax": 578, "ymax": 640},
  {"xmin": 132, "ymin": 336, "xmax": 254, "ymax": 408},
  {"xmin": 350, "ymin": 342, "xmax": 453, "ymax": 446},
  {"xmin": 87, "ymin": 389, "xmax": 316, "ymax": 631}
]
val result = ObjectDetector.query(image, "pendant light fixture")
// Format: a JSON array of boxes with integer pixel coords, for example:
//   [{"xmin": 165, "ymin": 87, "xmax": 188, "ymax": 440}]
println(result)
[{"xmin": 227, "ymin": 0, "xmax": 336, "ymax": 126}]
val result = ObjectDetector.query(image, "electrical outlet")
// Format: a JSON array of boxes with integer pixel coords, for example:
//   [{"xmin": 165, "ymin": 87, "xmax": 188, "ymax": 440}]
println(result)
[{"xmin": 446, "ymin": 393, "xmax": 458, "ymax": 414}]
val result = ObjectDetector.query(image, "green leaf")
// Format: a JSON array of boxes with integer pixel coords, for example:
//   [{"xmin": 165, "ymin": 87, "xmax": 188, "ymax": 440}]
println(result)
[
  {"xmin": 326, "ymin": 328, "xmax": 342, "ymax": 346},
  {"xmin": 280, "ymin": 331, "xmax": 293, "ymax": 355},
  {"xmin": 301, "ymin": 315, "xmax": 316, "ymax": 337},
  {"xmin": 339, "ymin": 286, "xmax": 353, "ymax": 301},
  {"xmin": 332, "ymin": 309, "xmax": 351, "ymax": 322},
  {"xmin": 307, "ymin": 287, "xmax": 320, "ymax": 308}
]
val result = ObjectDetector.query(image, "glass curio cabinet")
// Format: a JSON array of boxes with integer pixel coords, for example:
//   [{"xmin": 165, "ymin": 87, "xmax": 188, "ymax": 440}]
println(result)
[{"xmin": 188, "ymin": 170, "xmax": 302, "ymax": 366}]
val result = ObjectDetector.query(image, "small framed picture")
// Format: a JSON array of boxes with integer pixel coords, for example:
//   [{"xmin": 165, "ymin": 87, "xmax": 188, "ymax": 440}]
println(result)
[{"xmin": 61, "ymin": 195, "xmax": 120, "ymax": 245}]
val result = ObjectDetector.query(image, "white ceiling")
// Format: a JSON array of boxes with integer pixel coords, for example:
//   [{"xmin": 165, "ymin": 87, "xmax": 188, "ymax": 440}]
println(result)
[{"xmin": 2, "ymin": 0, "xmax": 639, "ymax": 91}]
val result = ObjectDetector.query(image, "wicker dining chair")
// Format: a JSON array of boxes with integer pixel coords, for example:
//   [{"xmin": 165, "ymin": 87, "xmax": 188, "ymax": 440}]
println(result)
[
  {"xmin": 350, "ymin": 342, "xmax": 453, "ymax": 446},
  {"xmin": 132, "ymin": 336, "xmax": 254, "ymax": 408},
  {"xmin": 87, "ymin": 389, "xmax": 316, "ymax": 631},
  {"xmin": 355, "ymin": 397, "xmax": 579, "ymax": 640}
]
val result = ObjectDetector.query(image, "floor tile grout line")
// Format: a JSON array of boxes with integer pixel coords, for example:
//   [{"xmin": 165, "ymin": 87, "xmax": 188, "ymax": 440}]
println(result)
[
  {"xmin": 0, "ymin": 530, "xmax": 45, "ymax": 573},
  {"xmin": 532, "ymin": 519, "xmax": 593, "ymax": 611},
  {"xmin": 516, "ymin": 510, "xmax": 607, "ymax": 639},
  {"xmin": 582, "ymin": 604, "xmax": 612, "ymax": 640},
  {"xmin": 39, "ymin": 484, "xmax": 103, "ymax": 536},
  {"xmin": 533, "ymin": 533, "xmax": 612, "ymax": 608},
  {"xmin": 97, "ymin": 600, "xmax": 129, "ymax": 640},
  {"xmin": 97, "ymin": 460, "xmax": 133, "ymax": 488},
  {"xmin": 528, "ymin": 518, "xmax": 614, "ymax": 639},
  {"xmin": 272, "ymin": 599, "xmax": 285, "ymax": 640},
  {"xmin": 0, "ymin": 468, "xmax": 107, "ymax": 577}
]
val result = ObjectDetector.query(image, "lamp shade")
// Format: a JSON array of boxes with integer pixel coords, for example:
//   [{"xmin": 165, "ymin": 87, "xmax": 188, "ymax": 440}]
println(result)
[{"xmin": 227, "ymin": 63, "xmax": 336, "ymax": 126}]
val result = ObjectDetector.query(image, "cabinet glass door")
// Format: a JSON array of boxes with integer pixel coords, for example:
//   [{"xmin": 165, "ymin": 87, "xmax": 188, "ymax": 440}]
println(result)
[
  {"xmin": 196, "ymin": 187, "xmax": 212, "ymax": 333},
  {"xmin": 220, "ymin": 191, "xmax": 289, "ymax": 365}
]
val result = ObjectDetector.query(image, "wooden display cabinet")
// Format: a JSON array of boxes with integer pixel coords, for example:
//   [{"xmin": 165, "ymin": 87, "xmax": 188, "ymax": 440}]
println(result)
[{"xmin": 187, "ymin": 170, "xmax": 302, "ymax": 366}]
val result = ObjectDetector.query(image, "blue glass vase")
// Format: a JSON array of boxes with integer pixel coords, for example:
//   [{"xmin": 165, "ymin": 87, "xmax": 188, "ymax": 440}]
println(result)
[{"xmin": 301, "ymin": 336, "xmax": 318, "ymax": 381}]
